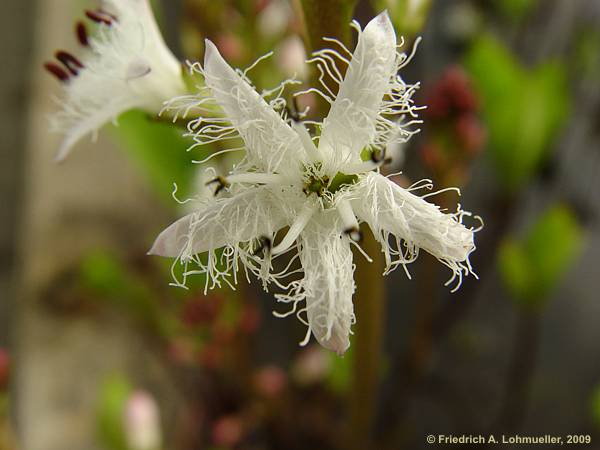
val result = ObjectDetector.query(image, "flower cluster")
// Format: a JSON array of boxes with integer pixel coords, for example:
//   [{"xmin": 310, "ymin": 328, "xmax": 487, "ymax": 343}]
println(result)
[
  {"xmin": 420, "ymin": 66, "xmax": 486, "ymax": 185},
  {"xmin": 147, "ymin": 12, "xmax": 480, "ymax": 354}
]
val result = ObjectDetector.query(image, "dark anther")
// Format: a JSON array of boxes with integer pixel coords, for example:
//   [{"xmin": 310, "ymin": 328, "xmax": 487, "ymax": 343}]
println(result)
[
  {"xmin": 253, "ymin": 236, "xmax": 272, "ymax": 255},
  {"xmin": 97, "ymin": 8, "xmax": 118, "ymax": 21},
  {"xmin": 85, "ymin": 9, "xmax": 114, "ymax": 25},
  {"xmin": 205, "ymin": 176, "xmax": 230, "ymax": 196},
  {"xmin": 55, "ymin": 51, "xmax": 84, "ymax": 76},
  {"xmin": 44, "ymin": 62, "xmax": 70, "ymax": 82},
  {"xmin": 344, "ymin": 227, "xmax": 363, "ymax": 243},
  {"xmin": 76, "ymin": 21, "xmax": 89, "ymax": 46},
  {"xmin": 285, "ymin": 96, "xmax": 302, "ymax": 122},
  {"xmin": 370, "ymin": 148, "xmax": 387, "ymax": 164}
]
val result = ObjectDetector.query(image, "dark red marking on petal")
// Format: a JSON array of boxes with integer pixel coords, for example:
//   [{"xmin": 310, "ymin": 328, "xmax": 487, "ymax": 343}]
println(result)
[
  {"xmin": 97, "ymin": 8, "xmax": 118, "ymax": 21},
  {"xmin": 44, "ymin": 62, "xmax": 70, "ymax": 82},
  {"xmin": 75, "ymin": 21, "xmax": 89, "ymax": 46},
  {"xmin": 85, "ymin": 9, "xmax": 113, "ymax": 25},
  {"xmin": 55, "ymin": 51, "xmax": 84, "ymax": 76}
]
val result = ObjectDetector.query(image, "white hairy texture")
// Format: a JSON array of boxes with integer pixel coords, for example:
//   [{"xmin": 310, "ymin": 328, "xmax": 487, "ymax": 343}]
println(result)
[
  {"xmin": 349, "ymin": 172, "xmax": 476, "ymax": 285},
  {"xmin": 52, "ymin": 0, "xmax": 185, "ymax": 161},
  {"xmin": 277, "ymin": 212, "xmax": 355, "ymax": 355},
  {"xmin": 202, "ymin": 40, "xmax": 305, "ymax": 176},
  {"xmin": 149, "ymin": 186, "xmax": 290, "ymax": 258},
  {"xmin": 319, "ymin": 11, "xmax": 397, "ymax": 170},
  {"xmin": 151, "ymin": 11, "xmax": 480, "ymax": 353}
]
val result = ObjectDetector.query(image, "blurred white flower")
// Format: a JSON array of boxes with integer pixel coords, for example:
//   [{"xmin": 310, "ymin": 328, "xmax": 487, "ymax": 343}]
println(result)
[
  {"xmin": 276, "ymin": 35, "xmax": 309, "ymax": 80},
  {"xmin": 258, "ymin": 0, "xmax": 292, "ymax": 37},
  {"xmin": 45, "ymin": 0, "xmax": 186, "ymax": 161},
  {"xmin": 124, "ymin": 390, "xmax": 162, "ymax": 450},
  {"xmin": 150, "ymin": 12, "xmax": 480, "ymax": 355}
]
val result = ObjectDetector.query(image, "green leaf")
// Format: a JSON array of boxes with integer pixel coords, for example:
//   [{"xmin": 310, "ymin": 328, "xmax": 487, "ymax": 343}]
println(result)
[
  {"xmin": 498, "ymin": 240, "xmax": 534, "ymax": 303},
  {"xmin": 465, "ymin": 35, "xmax": 570, "ymax": 192},
  {"xmin": 498, "ymin": 205, "xmax": 583, "ymax": 309},
  {"xmin": 524, "ymin": 205, "xmax": 583, "ymax": 300},
  {"xmin": 110, "ymin": 110, "xmax": 200, "ymax": 205},
  {"xmin": 96, "ymin": 375, "xmax": 132, "ymax": 450}
]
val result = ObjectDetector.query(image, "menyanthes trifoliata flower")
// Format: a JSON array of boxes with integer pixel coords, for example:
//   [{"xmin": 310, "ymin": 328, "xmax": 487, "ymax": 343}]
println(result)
[
  {"xmin": 149, "ymin": 11, "xmax": 481, "ymax": 355},
  {"xmin": 44, "ymin": 0, "xmax": 187, "ymax": 161}
]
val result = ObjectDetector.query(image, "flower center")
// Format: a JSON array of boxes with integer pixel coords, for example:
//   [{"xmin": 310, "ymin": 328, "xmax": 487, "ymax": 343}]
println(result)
[{"xmin": 302, "ymin": 163, "xmax": 358, "ymax": 198}]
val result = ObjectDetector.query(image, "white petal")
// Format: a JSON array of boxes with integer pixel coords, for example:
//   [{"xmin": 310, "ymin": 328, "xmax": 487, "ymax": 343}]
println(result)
[
  {"xmin": 203, "ymin": 40, "xmax": 304, "ymax": 174},
  {"xmin": 299, "ymin": 212, "xmax": 355, "ymax": 355},
  {"xmin": 351, "ymin": 172, "xmax": 475, "ymax": 264},
  {"xmin": 319, "ymin": 11, "xmax": 397, "ymax": 166},
  {"xmin": 51, "ymin": 0, "xmax": 185, "ymax": 160},
  {"xmin": 148, "ymin": 186, "xmax": 289, "ymax": 257}
]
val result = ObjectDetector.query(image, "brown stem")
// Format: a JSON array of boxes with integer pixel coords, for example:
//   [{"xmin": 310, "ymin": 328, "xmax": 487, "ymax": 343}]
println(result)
[
  {"xmin": 347, "ymin": 229, "xmax": 386, "ymax": 450},
  {"xmin": 432, "ymin": 194, "xmax": 516, "ymax": 341},
  {"xmin": 376, "ymin": 193, "xmax": 518, "ymax": 446},
  {"xmin": 296, "ymin": 0, "xmax": 357, "ymax": 117},
  {"xmin": 297, "ymin": 0, "xmax": 357, "ymax": 54},
  {"xmin": 493, "ymin": 309, "xmax": 541, "ymax": 433}
]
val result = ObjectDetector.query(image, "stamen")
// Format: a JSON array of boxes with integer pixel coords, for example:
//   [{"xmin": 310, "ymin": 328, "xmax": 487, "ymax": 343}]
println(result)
[
  {"xmin": 43, "ymin": 62, "xmax": 70, "ymax": 82},
  {"xmin": 272, "ymin": 205, "xmax": 316, "ymax": 255},
  {"xmin": 337, "ymin": 199, "xmax": 359, "ymax": 233},
  {"xmin": 291, "ymin": 122, "xmax": 320, "ymax": 162},
  {"xmin": 85, "ymin": 10, "xmax": 114, "ymax": 25},
  {"xmin": 285, "ymin": 96, "xmax": 302, "ymax": 122},
  {"xmin": 97, "ymin": 8, "xmax": 118, "ymax": 21},
  {"xmin": 55, "ymin": 51, "xmax": 84, "ymax": 76},
  {"xmin": 75, "ymin": 21, "xmax": 89, "ymax": 46},
  {"xmin": 226, "ymin": 173, "xmax": 285, "ymax": 185},
  {"xmin": 370, "ymin": 148, "xmax": 386, "ymax": 164},
  {"xmin": 253, "ymin": 236, "xmax": 272, "ymax": 256},
  {"xmin": 205, "ymin": 176, "xmax": 230, "ymax": 196},
  {"xmin": 344, "ymin": 227, "xmax": 363, "ymax": 243}
]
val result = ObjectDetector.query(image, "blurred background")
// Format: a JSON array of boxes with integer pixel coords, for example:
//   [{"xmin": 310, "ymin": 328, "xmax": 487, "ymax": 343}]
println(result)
[{"xmin": 1, "ymin": 0, "xmax": 600, "ymax": 449}]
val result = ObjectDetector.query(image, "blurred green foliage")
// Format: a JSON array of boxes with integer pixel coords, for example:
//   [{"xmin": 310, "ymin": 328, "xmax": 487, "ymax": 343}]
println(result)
[
  {"xmin": 575, "ymin": 29, "xmax": 600, "ymax": 80},
  {"xmin": 80, "ymin": 250, "xmax": 160, "ymax": 326},
  {"xmin": 498, "ymin": 205, "xmax": 583, "ymax": 309},
  {"xmin": 372, "ymin": 0, "xmax": 432, "ymax": 37},
  {"xmin": 97, "ymin": 375, "xmax": 133, "ymax": 450},
  {"xmin": 465, "ymin": 35, "xmax": 570, "ymax": 192},
  {"xmin": 112, "ymin": 110, "xmax": 199, "ymax": 205},
  {"xmin": 496, "ymin": 0, "xmax": 537, "ymax": 21},
  {"xmin": 592, "ymin": 384, "xmax": 600, "ymax": 429},
  {"xmin": 327, "ymin": 345, "xmax": 353, "ymax": 393}
]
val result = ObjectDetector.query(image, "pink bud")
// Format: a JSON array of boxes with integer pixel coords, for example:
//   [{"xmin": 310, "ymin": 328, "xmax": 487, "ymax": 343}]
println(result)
[
  {"xmin": 214, "ymin": 33, "xmax": 244, "ymax": 63},
  {"xmin": 0, "ymin": 348, "xmax": 9, "ymax": 390},
  {"xmin": 181, "ymin": 295, "xmax": 223, "ymax": 328},
  {"xmin": 254, "ymin": 365, "xmax": 287, "ymax": 397},
  {"xmin": 455, "ymin": 115, "xmax": 486, "ymax": 154},
  {"xmin": 239, "ymin": 304, "xmax": 261, "ymax": 335},
  {"xmin": 124, "ymin": 390, "xmax": 162, "ymax": 450},
  {"xmin": 212, "ymin": 415, "xmax": 244, "ymax": 447},
  {"xmin": 276, "ymin": 36, "xmax": 308, "ymax": 79},
  {"xmin": 291, "ymin": 346, "xmax": 331, "ymax": 385}
]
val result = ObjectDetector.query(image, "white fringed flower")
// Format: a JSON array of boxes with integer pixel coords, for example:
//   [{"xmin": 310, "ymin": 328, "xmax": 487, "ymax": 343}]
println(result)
[
  {"xmin": 150, "ymin": 11, "xmax": 480, "ymax": 354},
  {"xmin": 44, "ymin": 0, "xmax": 186, "ymax": 161}
]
